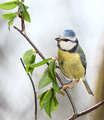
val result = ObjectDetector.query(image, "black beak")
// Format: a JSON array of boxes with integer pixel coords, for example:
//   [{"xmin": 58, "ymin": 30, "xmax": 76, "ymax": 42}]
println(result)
[{"xmin": 55, "ymin": 38, "xmax": 60, "ymax": 41}]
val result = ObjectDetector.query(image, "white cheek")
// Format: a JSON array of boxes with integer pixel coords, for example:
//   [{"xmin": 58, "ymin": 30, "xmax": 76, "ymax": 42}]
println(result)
[{"xmin": 60, "ymin": 41, "xmax": 77, "ymax": 50}]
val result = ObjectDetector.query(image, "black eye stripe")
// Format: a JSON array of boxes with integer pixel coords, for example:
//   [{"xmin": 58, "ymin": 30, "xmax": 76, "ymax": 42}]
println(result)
[
  {"xmin": 60, "ymin": 39, "xmax": 76, "ymax": 43},
  {"xmin": 60, "ymin": 39, "xmax": 69, "ymax": 41}
]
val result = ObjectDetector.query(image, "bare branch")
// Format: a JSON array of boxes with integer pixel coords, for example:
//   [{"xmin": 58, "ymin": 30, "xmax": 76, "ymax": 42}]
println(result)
[
  {"xmin": 14, "ymin": 26, "xmax": 77, "ymax": 115},
  {"xmin": 21, "ymin": 12, "xmax": 25, "ymax": 32},
  {"xmin": 20, "ymin": 58, "xmax": 37, "ymax": 120},
  {"xmin": 67, "ymin": 100, "xmax": 104, "ymax": 120},
  {"xmin": 20, "ymin": 0, "xmax": 25, "ymax": 32}
]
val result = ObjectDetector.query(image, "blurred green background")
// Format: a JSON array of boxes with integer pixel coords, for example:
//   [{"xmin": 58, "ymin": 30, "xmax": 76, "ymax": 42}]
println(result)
[{"xmin": 0, "ymin": 0, "xmax": 104, "ymax": 120}]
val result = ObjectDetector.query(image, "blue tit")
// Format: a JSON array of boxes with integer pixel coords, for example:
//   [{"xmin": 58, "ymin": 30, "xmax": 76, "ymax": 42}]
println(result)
[{"xmin": 55, "ymin": 29, "xmax": 94, "ymax": 96}]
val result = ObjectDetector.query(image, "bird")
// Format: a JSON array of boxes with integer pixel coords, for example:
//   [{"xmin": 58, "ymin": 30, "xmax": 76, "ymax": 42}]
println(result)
[{"xmin": 55, "ymin": 29, "xmax": 94, "ymax": 96}]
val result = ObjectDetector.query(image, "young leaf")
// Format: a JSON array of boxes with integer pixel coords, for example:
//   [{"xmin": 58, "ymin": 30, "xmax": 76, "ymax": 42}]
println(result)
[
  {"xmin": 17, "ymin": 3, "xmax": 31, "ymax": 22},
  {"xmin": 53, "ymin": 94, "xmax": 59, "ymax": 106},
  {"xmin": 18, "ymin": 2, "xmax": 25, "ymax": 14},
  {"xmin": 2, "ymin": 13, "xmax": 17, "ymax": 20},
  {"xmin": 52, "ymin": 80, "xmax": 60, "ymax": 94},
  {"xmin": 41, "ymin": 89, "xmax": 52, "ymax": 105},
  {"xmin": 23, "ymin": 49, "xmax": 36, "ymax": 65},
  {"xmin": 38, "ymin": 89, "xmax": 59, "ymax": 118},
  {"xmin": 38, "ymin": 90, "xmax": 48, "ymax": 99},
  {"xmin": 38, "ymin": 90, "xmax": 48, "ymax": 110},
  {"xmin": 39, "ymin": 101, "xmax": 47, "ymax": 110},
  {"xmin": 50, "ymin": 98, "xmax": 55, "ymax": 111},
  {"xmin": 44, "ymin": 94, "xmax": 58, "ymax": 118},
  {"xmin": 26, "ymin": 58, "xmax": 51, "ymax": 68},
  {"xmin": 26, "ymin": 66, "xmax": 34, "ymax": 75},
  {"xmin": 51, "ymin": 97, "xmax": 58, "ymax": 112},
  {"xmin": 49, "ymin": 92, "xmax": 59, "ymax": 112},
  {"xmin": 23, "ymin": 9, "xmax": 31, "ymax": 22},
  {"xmin": 48, "ymin": 60, "xmax": 60, "ymax": 94},
  {"xmin": 8, "ymin": 15, "xmax": 16, "ymax": 30},
  {"xmin": 23, "ymin": 49, "xmax": 36, "ymax": 74},
  {"xmin": 0, "ymin": 1, "xmax": 19, "ymax": 10},
  {"xmin": 44, "ymin": 100, "xmax": 52, "ymax": 118},
  {"xmin": 49, "ymin": 60, "xmax": 56, "ymax": 80},
  {"xmin": 38, "ymin": 67, "xmax": 52, "ymax": 89},
  {"xmin": 24, "ymin": 5, "xmax": 29, "ymax": 9},
  {"xmin": 60, "ymin": 91, "xmax": 65, "ymax": 96}
]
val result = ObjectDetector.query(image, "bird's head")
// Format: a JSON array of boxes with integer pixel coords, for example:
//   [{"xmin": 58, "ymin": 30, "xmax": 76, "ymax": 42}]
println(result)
[{"xmin": 55, "ymin": 29, "xmax": 78, "ymax": 52}]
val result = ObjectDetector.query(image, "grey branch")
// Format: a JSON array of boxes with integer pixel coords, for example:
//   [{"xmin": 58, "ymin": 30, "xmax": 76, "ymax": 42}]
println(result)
[
  {"xmin": 67, "ymin": 100, "xmax": 104, "ymax": 120},
  {"xmin": 20, "ymin": 58, "xmax": 37, "ymax": 120}
]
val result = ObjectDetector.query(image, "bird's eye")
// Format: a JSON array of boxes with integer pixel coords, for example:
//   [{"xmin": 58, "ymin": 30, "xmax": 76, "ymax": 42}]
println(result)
[{"xmin": 61, "ymin": 39, "xmax": 69, "ymax": 42}]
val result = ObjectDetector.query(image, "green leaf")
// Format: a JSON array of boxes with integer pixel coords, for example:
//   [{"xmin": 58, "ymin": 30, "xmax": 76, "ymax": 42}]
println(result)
[
  {"xmin": 8, "ymin": 15, "xmax": 16, "ymax": 30},
  {"xmin": 52, "ymin": 80, "xmax": 60, "ymax": 94},
  {"xmin": 44, "ymin": 100, "xmax": 52, "ymax": 118},
  {"xmin": 48, "ymin": 60, "xmax": 60, "ymax": 94},
  {"xmin": 50, "ymin": 98, "xmax": 55, "ymax": 111},
  {"xmin": 23, "ymin": 9, "xmax": 31, "ymax": 22},
  {"xmin": 0, "ymin": 1, "xmax": 19, "ymax": 10},
  {"xmin": 23, "ymin": 49, "xmax": 36, "ymax": 75},
  {"xmin": 53, "ymin": 94, "xmax": 59, "ymax": 106},
  {"xmin": 24, "ymin": 5, "xmax": 29, "ymax": 9},
  {"xmin": 38, "ymin": 90, "xmax": 48, "ymax": 99},
  {"xmin": 2, "ymin": 13, "xmax": 17, "ymax": 20},
  {"xmin": 49, "ymin": 60, "xmax": 56, "ymax": 80},
  {"xmin": 17, "ymin": 3, "xmax": 31, "ymax": 22},
  {"xmin": 44, "ymin": 94, "xmax": 59, "ymax": 118},
  {"xmin": 23, "ymin": 49, "xmax": 36, "ymax": 65},
  {"xmin": 60, "ymin": 91, "xmax": 65, "ymax": 96},
  {"xmin": 38, "ymin": 90, "xmax": 48, "ymax": 110},
  {"xmin": 38, "ymin": 89, "xmax": 59, "ymax": 118},
  {"xmin": 18, "ymin": 2, "xmax": 25, "ymax": 14},
  {"xmin": 51, "ymin": 97, "xmax": 58, "ymax": 112},
  {"xmin": 27, "ymin": 58, "xmax": 51, "ymax": 68},
  {"xmin": 26, "ymin": 66, "xmax": 34, "ymax": 75},
  {"xmin": 50, "ymin": 92, "xmax": 59, "ymax": 112},
  {"xmin": 38, "ymin": 67, "xmax": 52, "ymax": 89},
  {"xmin": 41, "ymin": 89, "xmax": 52, "ymax": 105}
]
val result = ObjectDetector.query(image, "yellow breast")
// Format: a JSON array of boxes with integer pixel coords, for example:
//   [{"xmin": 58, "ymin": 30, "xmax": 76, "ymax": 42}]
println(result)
[{"xmin": 58, "ymin": 48, "xmax": 85, "ymax": 80}]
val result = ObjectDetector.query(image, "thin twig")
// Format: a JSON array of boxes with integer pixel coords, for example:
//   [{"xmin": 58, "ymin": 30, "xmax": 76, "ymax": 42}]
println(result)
[
  {"xmin": 14, "ymin": 26, "xmax": 77, "ymax": 115},
  {"xmin": 20, "ymin": 0, "xmax": 25, "ymax": 32},
  {"xmin": 67, "ymin": 100, "xmax": 104, "ymax": 120},
  {"xmin": 20, "ymin": 58, "xmax": 37, "ymax": 120},
  {"xmin": 21, "ymin": 12, "xmax": 25, "ymax": 32}
]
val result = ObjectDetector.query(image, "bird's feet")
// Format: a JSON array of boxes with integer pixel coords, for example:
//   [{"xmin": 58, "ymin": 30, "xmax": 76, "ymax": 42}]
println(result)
[{"xmin": 60, "ymin": 80, "xmax": 79, "ymax": 91}]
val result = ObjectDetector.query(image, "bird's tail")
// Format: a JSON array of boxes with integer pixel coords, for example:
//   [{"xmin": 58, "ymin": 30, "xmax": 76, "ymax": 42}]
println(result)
[{"xmin": 81, "ymin": 77, "xmax": 94, "ymax": 96}]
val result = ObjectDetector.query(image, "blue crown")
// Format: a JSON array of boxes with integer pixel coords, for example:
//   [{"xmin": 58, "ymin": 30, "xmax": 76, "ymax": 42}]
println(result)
[{"xmin": 62, "ymin": 29, "xmax": 76, "ymax": 37}]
